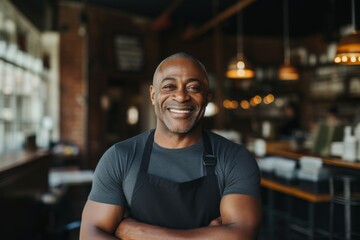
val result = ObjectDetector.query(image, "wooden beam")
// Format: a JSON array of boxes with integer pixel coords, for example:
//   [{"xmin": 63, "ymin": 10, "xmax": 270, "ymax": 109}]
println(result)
[
  {"xmin": 183, "ymin": 0, "xmax": 256, "ymax": 40},
  {"xmin": 151, "ymin": 0, "xmax": 184, "ymax": 31}
]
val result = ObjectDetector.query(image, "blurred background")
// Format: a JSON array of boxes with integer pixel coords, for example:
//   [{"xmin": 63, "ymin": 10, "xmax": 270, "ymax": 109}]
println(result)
[{"xmin": 0, "ymin": 0, "xmax": 360, "ymax": 239}]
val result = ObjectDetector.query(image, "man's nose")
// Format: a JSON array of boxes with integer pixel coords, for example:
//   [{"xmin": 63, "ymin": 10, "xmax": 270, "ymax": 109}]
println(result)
[{"xmin": 173, "ymin": 87, "xmax": 190, "ymax": 102}]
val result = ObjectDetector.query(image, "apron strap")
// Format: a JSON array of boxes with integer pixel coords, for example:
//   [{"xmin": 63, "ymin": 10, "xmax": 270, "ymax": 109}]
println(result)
[
  {"xmin": 202, "ymin": 131, "xmax": 217, "ymax": 175},
  {"xmin": 140, "ymin": 129, "xmax": 155, "ymax": 172}
]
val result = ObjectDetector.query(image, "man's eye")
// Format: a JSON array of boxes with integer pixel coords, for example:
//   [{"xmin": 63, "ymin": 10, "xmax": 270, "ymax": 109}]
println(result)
[
  {"xmin": 187, "ymin": 85, "xmax": 201, "ymax": 92},
  {"xmin": 162, "ymin": 85, "xmax": 176, "ymax": 91}
]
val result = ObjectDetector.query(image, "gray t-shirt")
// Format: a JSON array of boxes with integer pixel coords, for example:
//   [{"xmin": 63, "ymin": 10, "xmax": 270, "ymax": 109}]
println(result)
[{"xmin": 88, "ymin": 130, "xmax": 260, "ymax": 206}]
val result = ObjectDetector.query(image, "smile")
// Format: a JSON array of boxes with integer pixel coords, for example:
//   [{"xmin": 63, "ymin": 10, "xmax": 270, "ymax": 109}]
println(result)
[{"xmin": 168, "ymin": 108, "xmax": 192, "ymax": 114}]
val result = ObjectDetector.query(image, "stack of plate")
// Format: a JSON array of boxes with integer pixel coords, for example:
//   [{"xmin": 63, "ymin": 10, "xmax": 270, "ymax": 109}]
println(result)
[{"xmin": 297, "ymin": 156, "xmax": 329, "ymax": 182}]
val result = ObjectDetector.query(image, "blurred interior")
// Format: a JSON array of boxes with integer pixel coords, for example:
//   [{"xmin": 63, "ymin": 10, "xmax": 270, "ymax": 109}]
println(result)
[{"xmin": 1, "ymin": 0, "xmax": 360, "ymax": 239}]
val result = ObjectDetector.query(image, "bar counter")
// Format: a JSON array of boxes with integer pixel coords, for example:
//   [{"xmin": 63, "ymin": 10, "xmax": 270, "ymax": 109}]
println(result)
[
  {"xmin": 0, "ymin": 150, "xmax": 50, "ymax": 172},
  {"xmin": 261, "ymin": 141, "xmax": 360, "ymax": 239},
  {"xmin": 266, "ymin": 141, "xmax": 360, "ymax": 170},
  {"xmin": 0, "ymin": 150, "xmax": 51, "ymax": 239}
]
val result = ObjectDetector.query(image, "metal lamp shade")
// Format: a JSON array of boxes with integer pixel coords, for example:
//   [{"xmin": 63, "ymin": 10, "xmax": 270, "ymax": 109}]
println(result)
[
  {"xmin": 278, "ymin": 63, "xmax": 299, "ymax": 80},
  {"xmin": 226, "ymin": 54, "xmax": 254, "ymax": 79},
  {"xmin": 334, "ymin": 31, "xmax": 360, "ymax": 65}
]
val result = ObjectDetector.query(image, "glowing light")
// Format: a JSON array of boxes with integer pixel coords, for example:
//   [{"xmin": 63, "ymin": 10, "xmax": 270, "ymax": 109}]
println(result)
[
  {"xmin": 231, "ymin": 100, "xmax": 239, "ymax": 109},
  {"xmin": 226, "ymin": 54, "xmax": 255, "ymax": 79},
  {"xmin": 237, "ymin": 61, "xmax": 245, "ymax": 69},
  {"xmin": 240, "ymin": 100, "xmax": 250, "ymax": 109},
  {"xmin": 253, "ymin": 95, "xmax": 262, "ymax": 105},
  {"xmin": 205, "ymin": 102, "xmax": 218, "ymax": 117},
  {"xmin": 223, "ymin": 99, "xmax": 232, "ymax": 109},
  {"xmin": 127, "ymin": 106, "xmax": 139, "ymax": 125},
  {"xmin": 250, "ymin": 98, "xmax": 257, "ymax": 107},
  {"xmin": 334, "ymin": 31, "xmax": 360, "ymax": 65},
  {"xmin": 264, "ymin": 94, "xmax": 275, "ymax": 104}
]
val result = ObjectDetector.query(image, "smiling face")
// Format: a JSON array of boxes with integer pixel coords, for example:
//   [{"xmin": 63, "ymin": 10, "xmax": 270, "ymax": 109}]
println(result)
[{"xmin": 150, "ymin": 56, "xmax": 209, "ymax": 137}]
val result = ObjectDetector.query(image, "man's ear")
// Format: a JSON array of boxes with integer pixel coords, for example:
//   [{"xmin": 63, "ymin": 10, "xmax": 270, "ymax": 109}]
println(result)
[{"xmin": 149, "ymin": 85, "xmax": 155, "ymax": 105}]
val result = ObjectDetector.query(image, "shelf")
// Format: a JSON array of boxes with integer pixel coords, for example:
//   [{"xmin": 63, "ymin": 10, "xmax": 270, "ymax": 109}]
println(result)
[{"xmin": 0, "ymin": 56, "xmax": 44, "ymax": 76}]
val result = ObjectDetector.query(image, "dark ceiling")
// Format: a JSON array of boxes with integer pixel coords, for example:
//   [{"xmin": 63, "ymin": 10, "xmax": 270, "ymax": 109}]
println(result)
[
  {"xmin": 11, "ymin": 0, "xmax": 360, "ymax": 41},
  {"xmin": 78, "ymin": 0, "xmax": 358, "ymax": 40}
]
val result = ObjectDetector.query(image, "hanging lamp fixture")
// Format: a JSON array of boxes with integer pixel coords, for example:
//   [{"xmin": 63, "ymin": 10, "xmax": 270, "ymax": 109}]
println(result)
[
  {"xmin": 334, "ymin": 0, "xmax": 360, "ymax": 65},
  {"xmin": 226, "ymin": 11, "xmax": 254, "ymax": 79},
  {"xmin": 278, "ymin": 0, "xmax": 299, "ymax": 80}
]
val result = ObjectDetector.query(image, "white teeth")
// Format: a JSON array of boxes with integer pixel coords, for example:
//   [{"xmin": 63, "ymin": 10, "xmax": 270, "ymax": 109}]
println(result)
[{"xmin": 169, "ymin": 109, "xmax": 191, "ymax": 114}]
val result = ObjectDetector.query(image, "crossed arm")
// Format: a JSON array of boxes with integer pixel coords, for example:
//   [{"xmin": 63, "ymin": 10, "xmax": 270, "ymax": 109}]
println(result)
[{"xmin": 80, "ymin": 194, "xmax": 262, "ymax": 240}]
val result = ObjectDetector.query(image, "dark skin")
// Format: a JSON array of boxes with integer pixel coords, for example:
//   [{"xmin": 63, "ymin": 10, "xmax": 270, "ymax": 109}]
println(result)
[{"xmin": 79, "ymin": 56, "xmax": 262, "ymax": 240}]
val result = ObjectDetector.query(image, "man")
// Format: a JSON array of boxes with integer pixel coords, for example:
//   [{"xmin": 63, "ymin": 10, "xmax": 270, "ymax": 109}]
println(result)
[{"xmin": 80, "ymin": 52, "xmax": 261, "ymax": 239}]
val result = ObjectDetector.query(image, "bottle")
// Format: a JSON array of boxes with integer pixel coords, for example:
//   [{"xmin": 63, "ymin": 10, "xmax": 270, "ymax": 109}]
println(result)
[
  {"xmin": 355, "ymin": 123, "xmax": 360, "ymax": 161},
  {"xmin": 254, "ymin": 138, "xmax": 266, "ymax": 157},
  {"xmin": 342, "ymin": 126, "xmax": 357, "ymax": 162}
]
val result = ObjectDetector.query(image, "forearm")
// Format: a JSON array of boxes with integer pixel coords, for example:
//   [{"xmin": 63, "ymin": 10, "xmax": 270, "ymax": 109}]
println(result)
[
  {"xmin": 116, "ymin": 218, "xmax": 257, "ymax": 240},
  {"xmin": 79, "ymin": 200, "xmax": 125, "ymax": 240},
  {"xmin": 80, "ymin": 226, "xmax": 120, "ymax": 240}
]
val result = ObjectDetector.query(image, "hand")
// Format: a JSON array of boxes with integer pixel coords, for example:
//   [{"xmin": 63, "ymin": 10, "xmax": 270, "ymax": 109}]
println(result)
[{"xmin": 208, "ymin": 216, "xmax": 222, "ymax": 226}]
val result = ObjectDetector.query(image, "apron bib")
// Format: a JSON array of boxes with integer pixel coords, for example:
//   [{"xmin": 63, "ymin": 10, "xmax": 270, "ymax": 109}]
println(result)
[{"xmin": 130, "ymin": 130, "xmax": 221, "ymax": 229}]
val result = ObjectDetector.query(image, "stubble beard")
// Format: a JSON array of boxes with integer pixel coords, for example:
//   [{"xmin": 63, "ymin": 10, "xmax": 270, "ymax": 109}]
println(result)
[{"xmin": 156, "ymin": 108, "xmax": 205, "ymax": 135}]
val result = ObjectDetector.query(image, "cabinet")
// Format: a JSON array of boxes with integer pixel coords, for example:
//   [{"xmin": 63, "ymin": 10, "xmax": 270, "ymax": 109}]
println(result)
[
  {"xmin": 304, "ymin": 64, "xmax": 360, "ymax": 123},
  {"xmin": 0, "ymin": 151, "xmax": 51, "ymax": 239},
  {"xmin": 0, "ymin": 0, "xmax": 50, "ymax": 154}
]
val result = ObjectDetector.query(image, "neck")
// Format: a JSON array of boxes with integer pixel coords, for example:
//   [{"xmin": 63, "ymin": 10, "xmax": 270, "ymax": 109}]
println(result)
[{"xmin": 154, "ymin": 128, "xmax": 203, "ymax": 149}]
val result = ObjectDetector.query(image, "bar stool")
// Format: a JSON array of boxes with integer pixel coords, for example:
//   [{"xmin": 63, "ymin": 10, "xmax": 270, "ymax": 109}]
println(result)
[{"xmin": 329, "ymin": 173, "xmax": 360, "ymax": 240}]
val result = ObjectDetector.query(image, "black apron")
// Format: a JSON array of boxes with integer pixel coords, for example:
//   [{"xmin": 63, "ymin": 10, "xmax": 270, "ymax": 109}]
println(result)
[{"xmin": 130, "ymin": 130, "xmax": 221, "ymax": 229}]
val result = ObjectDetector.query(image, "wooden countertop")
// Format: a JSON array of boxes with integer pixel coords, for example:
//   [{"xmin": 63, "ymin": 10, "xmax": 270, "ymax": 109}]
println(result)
[
  {"xmin": 0, "ymin": 150, "xmax": 50, "ymax": 173},
  {"xmin": 261, "ymin": 178, "xmax": 331, "ymax": 202},
  {"xmin": 266, "ymin": 141, "xmax": 360, "ymax": 170}
]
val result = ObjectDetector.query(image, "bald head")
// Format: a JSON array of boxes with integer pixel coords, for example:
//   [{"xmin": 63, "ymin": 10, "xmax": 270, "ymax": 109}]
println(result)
[{"xmin": 153, "ymin": 52, "xmax": 209, "ymax": 86}]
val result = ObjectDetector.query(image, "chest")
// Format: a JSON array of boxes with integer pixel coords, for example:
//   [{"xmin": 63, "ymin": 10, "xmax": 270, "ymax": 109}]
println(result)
[{"xmin": 148, "ymin": 144, "xmax": 205, "ymax": 182}]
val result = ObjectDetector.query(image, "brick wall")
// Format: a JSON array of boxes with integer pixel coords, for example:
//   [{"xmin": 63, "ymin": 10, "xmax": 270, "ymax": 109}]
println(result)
[
  {"xmin": 58, "ymin": 3, "xmax": 159, "ymax": 168},
  {"xmin": 59, "ymin": 3, "xmax": 86, "ymax": 159}
]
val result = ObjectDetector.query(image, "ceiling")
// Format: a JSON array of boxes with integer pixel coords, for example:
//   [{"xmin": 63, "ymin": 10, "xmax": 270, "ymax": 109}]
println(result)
[
  {"xmin": 9, "ymin": 0, "xmax": 359, "ymax": 41},
  {"xmin": 75, "ymin": 0, "xmax": 358, "ymax": 41}
]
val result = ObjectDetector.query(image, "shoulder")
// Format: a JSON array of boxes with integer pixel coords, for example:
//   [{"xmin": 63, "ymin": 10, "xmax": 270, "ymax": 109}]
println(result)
[
  {"xmin": 208, "ymin": 131, "xmax": 260, "ymax": 198},
  {"xmin": 206, "ymin": 130, "xmax": 257, "ymax": 170}
]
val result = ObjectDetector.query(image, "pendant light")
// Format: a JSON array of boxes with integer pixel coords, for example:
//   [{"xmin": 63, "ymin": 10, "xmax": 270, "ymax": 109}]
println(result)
[
  {"xmin": 334, "ymin": 0, "xmax": 360, "ymax": 65},
  {"xmin": 278, "ymin": 0, "xmax": 299, "ymax": 80},
  {"xmin": 226, "ymin": 11, "xmax": 254, "ymax": 79}
]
